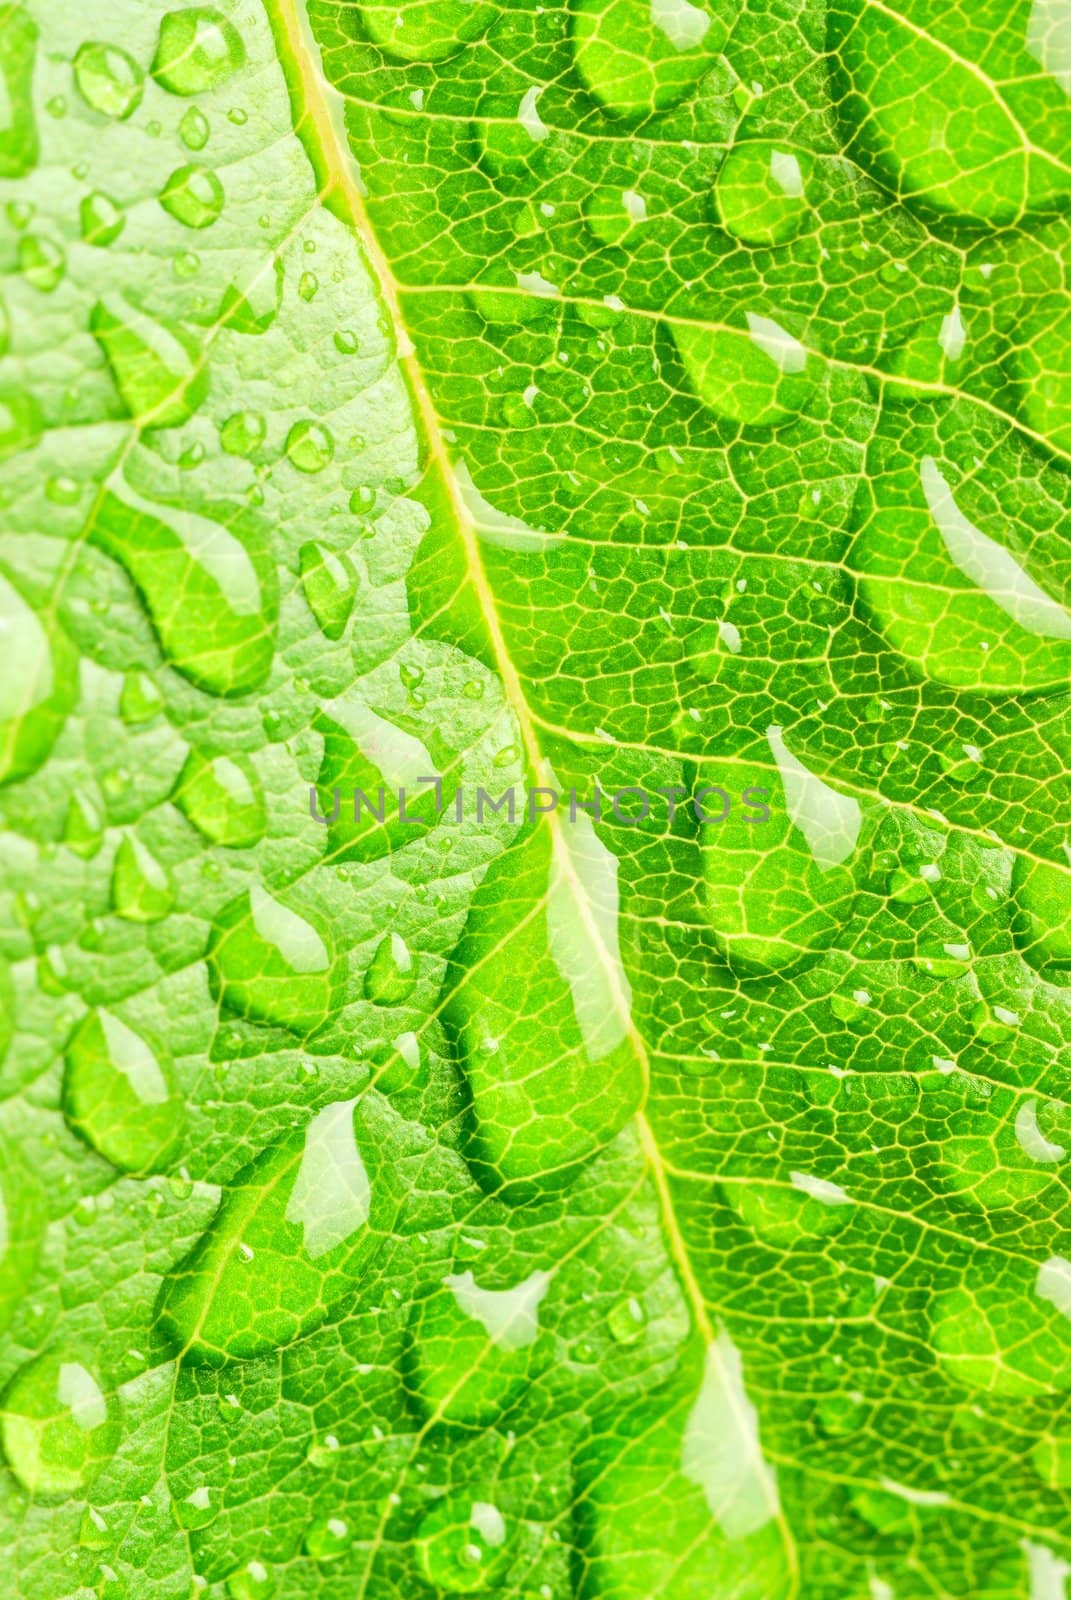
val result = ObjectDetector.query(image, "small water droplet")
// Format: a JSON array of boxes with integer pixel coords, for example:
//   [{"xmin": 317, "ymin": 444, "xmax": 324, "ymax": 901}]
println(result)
[
  {"xmin": 80, "ymin": 191, "xmax": 125, "ymax": 247},
  {"xmin": 179, "ymin": 105, "xmax": 210, "ymax": 151},
  {"xmin": 111, "ymin": 835, "xmax": 174, "ymax": 923}
]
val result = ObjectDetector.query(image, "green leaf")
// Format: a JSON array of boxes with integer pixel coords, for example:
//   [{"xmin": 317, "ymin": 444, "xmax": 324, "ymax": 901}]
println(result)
[{"xmin": 2, "ymin": 0, "xmax": 1071, "ymax": 1597}]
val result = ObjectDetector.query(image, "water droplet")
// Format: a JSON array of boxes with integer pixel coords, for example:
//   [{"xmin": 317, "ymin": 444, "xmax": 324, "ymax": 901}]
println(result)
[
  {"xmin": 111, "ymin": 835, "xmax": 174, "ymax": 923},
  {"xmin": 299, "ymin": 541, "xmax": 358, "ymax": 641},
  {"xmin": 572, "ymin": 0, "xmax": 724, "ymax": 119},
  {"xmin": 18, "ymin": 233, "xmax": 65, "ymax": 292},
  {"xmin": 159, "ymin": 164, "xmax": 224, "ymax": 229},
  {"xmin": 349, "ymin": 483, "xmax": 376, "ymax": 514},
  {"xmin": 0, "ymin": 1353, "xmax": 119, "ymax": 1499},
  {"xmin": 73, "ymin": 41, "xmax": 144, "ymax": 119},
  {"xmin": 173, "ymin": 1483, "xmax": 220, "ymax": 1530},
  {"xmin": 829, "ymin": 0, "xmax": 1071, "ymax": 227},
  {"xmin": 152, "ymin": 8, "xmax": 245, "ymax": 96},
  {"xmin": 932, "ymin": 1260, "xmax": 1071, "ymax": 1396},
  {"xmin": 156, "ymin": 1098, "xmax": 378, "ymax": 1363},
  {"xmin": 80, "ymin": 191, "xmax": 125, "ymax": 247},
  {"xmin": 313, "ymin": 695, "xmax": 452, "ymax": 862},
  {"xmin": 856, "ymin": 445, "xmax": 1071, "ymax": 694},
  {"xmin": 45, "ymin": 93, "xmax": 66, "ymax": 117},
  {"xmin": 119, "ymin": 670, "xmax": 163, "ymax": 724},
  {"xmin": 365, "ymin": 932, "xmax": 416, "ymax": 1004},
  {"xmin": 218, "ymin": 410, "xmax": 265, "ymax": 459},
  {"xmin": 90, "ymin": 296, "xmax": 207, "ymax": 427},
  {"xmin": 714, "ymin": 140, "xmax": 812, "ymax": 246},
  {"xmin": 674, "ymin": 311, "xmax": 818, "ymax": 428},
  {"xmin": 297, "ymin": 270, "xmax": 318, "ymax": 302},
  {"xmin": 443, "ymin": 814, "xmax": 644, "ymax": 1193},
  {"xmin": 63, "ymin": 1009, "xmax": 183, "ymax": 1173},
  {"xmin": 0, "ymin": 8, "xmax": 39, "ymax": 179},
  {"xmin": 219, "ymin": 258, "xmax": 284, "ymax": 334},
  {"xmin": 174, "ymin": 748, "xmax": 265, "ymax": 848},
  {"xmin": 285, "ymin": 419, "xmax": 334, "ymax": 474},
  {"xmin": 303, "ymin": 1516, "xmax": 352, "ymax": 1561},
  {"xmin": 461, "ymin": 678, "xmax": 484, "ymax": 700},
  {"xmin": 179, "ymin": 105, "xmax": 210, "ymax": 150},
  {"xmin": 64, "ymin": 792, "xmax": 104, "ymax": 857},
  {"xmin": 0, "ymin": 565, "xmax": 78, "ymax": 787},
  {"xmin": 1013, "ymin": 855, "xmax": 1071, "ymax": 980},
  {"xmin": 80, "ymin": 1505, "xmax": 110, "ymax": 1548},
  {"xmin": 356, "ymin": 0, "xmax": 494, "ymax": 61},
  {"xmin": 700, "ymin": 726, "xmax": 864, "ymax": 976},
  {"xmin": 417, "ymin": 1495, "xmax": 510, "ymax": 1593},
  {"xmin": 225, "ymin": 1561, "xmax": 274, "ymax": 1600},
  {"xmin": 334, "ymin": 328, "xmax": 359, "ymax": 354},
  {"xmin": 91, "ymin": 478, "xmax": 278, "ymax": 696},
  {"xmin": 608, "ymin": 1297, "xmax": 646, "ymax": 1344},
  {"xmin": 208, "ymin": 885, "xmax": 338, "ymax": 1035},
  {"xmin": 582, "ymin": 187, "xmax": 645, "ymax": 245},
  {"xmin": 726, "ymin": 1174, "xmax": 853, "ymax": 1245}
]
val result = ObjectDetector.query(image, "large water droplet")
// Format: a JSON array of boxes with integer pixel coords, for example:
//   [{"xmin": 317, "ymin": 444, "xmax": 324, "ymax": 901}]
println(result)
[
  {"xmin": 111, "ymin": 834, "xmax": 174, "ymax": 922},
  {"xmin": 285, "ymin": 419, "xmax": 333, "ymax": 475},
  {"xmin": 416, "ymin": 1494, "xmax": 510, "ymax": 1593},
  {"xmin": 156, "ymin": 1098, "xmax": 378, "ymax": 1363},
  {"xmin": 0, "ymin": 8, "xmax": 39, "ymax": 179},
  {"xmin": 0, "ymin": 565, "xmax": 78, "ymax": 788},
  {"xmin": 152, "ymin": 8, "xmax": 245, "ymax": 96},
  {"xmin": 313, "ymin": 694, "xmax": 453, "ymax": 863},
  {"xmin": 855, "ymin": 437, "xmax": 1071, "ymax": 693},
  {"xmin": 406, "ymin": 1266, "xmax": 551, "ymax": 1424},
  {"xmin": 932, "ymin": 1259, "xmax": 1071, "ymax": 1396},
  {"xmin": 299, "ymin": 541, "xmax": 357, "ymax": 641},
  {"xmin": 63, "ymin": 1009, "xmax": 184, "ymax": 1173},
  {"xmin": 19, "ymin": 233, "xmax": 65, "ymax": 292},
  {"xmin": 714, "ymin": 140, "xmax": 813, "ymax": 246},
  {"xmin": 673, "ymin": 311, "xmax": 818, "ymax": 427},
  {"xmin": 91, "ymin": 478, "xmax": 278, "ymax": 696},
  {"xmin": 225, "ymin": 1560, "xmax": 275, "ymax": 1600},
  {"xmin": 159, "ymin": 163, "xmax": 224, "ymax": 228},
  {"xmin": 1013, "ymin": 855, "xmax": 1071, "ymax": 980},
  {"xmin": 699, "ymin": 726, "xmax": 864, "ymax": 976},
  {"xmin": 303, "ymin": 1515, "xmax": 352, "ymax": 1561},
  {"xmin": 725, "ymin": 1173, "xmax": 853, "ymax": 1245},
  {"xmin": 829, "ymin": 0, "xmax": 1071, "ymax": 228},
  {"xmin": 207, "ymin": 885, "xmax": 338, "ymax": 1035},
  {"xmin": 576, "ymin": 1337, "xmax": 790, "ymax": 1600},
  {"xmin": 572, "ymin": 0, "xmax": 726, "ymax": 120},
  {"xmin": 80, "ymin": 191, "xmax": 125, "ymax": 247},
  {"xmin": 73, "ymin": 41, "xmax": 144, "ymax": 120},
  {"xmin": 174, "ymin": 748, "xmax": 265, "ymax": 847},
  {"xmin": 356, "ymin": 0, "xmax": 494, "ymax": 61},
  {"xmin": 220, "ymin": 410, "xmax": 266, "ymax": 458},
  {"xmin": 172, "ymin": 1482, "xmax": 221, "ymax": 1530},
  {"xmin": 0, "ymin": 1353, "xmax": 119, "ymax": 1499},
  {"xmin": 442, "ymin": 812, "xmax": 644, "ymax": 1194},
  {"xmin": 90, "ymin": 296, "xmax": 208, "ymax": 428}
]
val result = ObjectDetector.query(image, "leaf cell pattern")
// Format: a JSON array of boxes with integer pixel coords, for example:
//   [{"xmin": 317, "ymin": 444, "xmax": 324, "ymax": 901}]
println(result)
[{"xmin": 1, "ymin": 1, "xmax": 1071, "ymax": 1598}]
